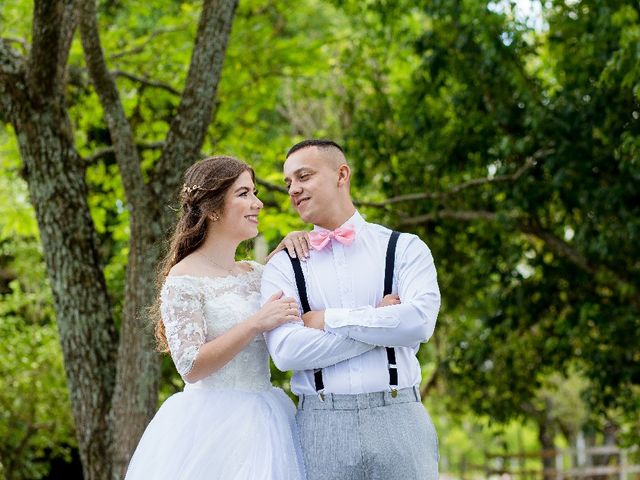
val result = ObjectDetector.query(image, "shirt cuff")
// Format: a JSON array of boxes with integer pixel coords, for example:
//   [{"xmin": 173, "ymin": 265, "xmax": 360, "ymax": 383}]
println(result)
[
  {"xmin": 324, "ymin": 308, "xmax": 352, "ymax": 329},
  {"xmin": 325, "ymin": 306, "xmax": 400, "ymax": 330}
]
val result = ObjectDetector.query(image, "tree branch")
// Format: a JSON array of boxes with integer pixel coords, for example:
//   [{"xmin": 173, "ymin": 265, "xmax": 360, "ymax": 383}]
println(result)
[
  {"xmin": 256, "ymin": 177, "xmax": 288, "ymax": 195},
  {"xmin": 0, "ymin": 39, "xmax": 25, "ymax": 76},
  {"xmin": 398, "ymin": 209, "xmax": 499, "ymax": 226},
  {"xmin": 519, "ymin": 220, "xmax": 640, "ymax": 309},
  {"xmin": 153, "ymin": 0, "xmax": 239, "ymax": 207},
  {"xmin": 360, "ymin": 149, "xmax": 551, "ymax": 209},
  {"xmin": 26, "ymin": 0, "xmax": 77, "ymax": 103},
  {"xmin": 518, "ymin": 219, "xmax": 596, "ymax": 275},
  {"xmin": 85, "ymin": 141, "xmax": 166, "ymax": 164},
  {"xmin": 0, "ymin": 40, "xmax": 26, "ymax": 122},
  {"xmin": 399, "ymin": 208, "xmax": 640, "ymax": 308},
  {"xmin": 79, "ymin": 0, "xmax": 148, "ymax": 207},
  {"xmin": 420, "ymin": 368, "xmax": 439, "ymax": 398},
  {"xmin": 65, "ymin": 65, "xmax": 181, "ymax": 96},
  {"xmin": 109, "ymin": 27, "xmax": 187, "ymax": 60},
  {"xmin": 0, "ymin": 37, "xmax": 28, "ymax": 54},
  {"xmin": 57, "ymin": 0, "xmax": 78, "ymax": 82},
  {"xmin": 111, "ymin": 70, "xmax": 180, "ymax": 96}
]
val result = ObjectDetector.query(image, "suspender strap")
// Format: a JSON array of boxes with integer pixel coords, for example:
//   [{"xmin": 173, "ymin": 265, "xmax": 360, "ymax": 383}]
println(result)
[
  {"xmin": 384, "ymin": 231, "xmax": 401, "ymax": 296},
  {"xmin": 384, "ymin": 231, "xmax": 401, "ymax": 395},
  {"xmin": 288, "ymin": 255, "xmax": 324, "ymax": 398},
  {"xmin": 386, "ymin": 347, "xmax": 398, "ymax": 388},
  {"xmin": 313, "ymin": 369, "xmax": 325, "ymax": 394},
  {"xmin": 289, "ymin": 256, "xmax": 311, "ymax": 314}
]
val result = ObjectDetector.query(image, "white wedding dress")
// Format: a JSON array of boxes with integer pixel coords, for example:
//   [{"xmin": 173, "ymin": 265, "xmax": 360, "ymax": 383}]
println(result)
[{"xmin": 125, "ymin": 261, "xmax": 305, "ymax": 480}]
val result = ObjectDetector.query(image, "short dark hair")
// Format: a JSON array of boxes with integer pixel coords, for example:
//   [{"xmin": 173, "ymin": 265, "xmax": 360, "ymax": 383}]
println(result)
[{"xmin": 286, "ymin": 139, "xmax": 344, "ymax": 158}]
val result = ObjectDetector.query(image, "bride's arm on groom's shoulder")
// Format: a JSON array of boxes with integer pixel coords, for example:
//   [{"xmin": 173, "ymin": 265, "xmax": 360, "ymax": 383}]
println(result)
[
  {"xmin": 323, "ymin": 235, "xmax": 441, "ymax": 348},
  {"xmin": 261, "ymin": 252, "xmax": 375, "ymax": 372}
]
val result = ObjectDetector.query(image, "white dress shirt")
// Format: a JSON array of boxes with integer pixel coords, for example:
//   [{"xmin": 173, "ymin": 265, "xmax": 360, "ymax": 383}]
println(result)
[{"xmin": 261, "ymin": 211, "xmax": 440, "ymax": 395}]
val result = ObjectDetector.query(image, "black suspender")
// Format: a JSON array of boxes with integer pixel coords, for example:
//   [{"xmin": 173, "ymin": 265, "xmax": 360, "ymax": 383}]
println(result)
[
  {"xmin": 384, "ymin": 231, "xmax": 401, "ymax": 397},
  {"xmin": 288, "ymin": 230, "xmax": 401, "ymax": 400},
  {"xmin": 384, "ymin": 232, "xmax": 400, "ymax": 295},
  {"xmin": 289, "ymin": 256, "xmax": 310, "ymax": 314},
  {"xmin": 289, "ymin": 256, "xmax": 325, "ymax": 396}
]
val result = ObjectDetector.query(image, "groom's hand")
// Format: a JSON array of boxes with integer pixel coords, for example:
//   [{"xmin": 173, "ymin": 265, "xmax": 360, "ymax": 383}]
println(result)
[
  {"xmin": 302, "ymin": 310, "xmax": 325, "ymax": 330},
  {"xmin": 377, "ymin": 294, "xmax": 401, "ymax": 307}
]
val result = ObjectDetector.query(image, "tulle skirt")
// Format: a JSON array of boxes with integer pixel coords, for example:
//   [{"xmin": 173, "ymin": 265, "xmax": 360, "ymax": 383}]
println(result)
[{"xmin": 124, "ymin": 386, "xmax": 305, "ymax": 480}]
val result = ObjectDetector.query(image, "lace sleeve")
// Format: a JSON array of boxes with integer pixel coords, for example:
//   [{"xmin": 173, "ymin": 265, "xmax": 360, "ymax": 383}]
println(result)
[{"xmin": 160, "ymin": 278, "xmax": 207, "ymax": 378}]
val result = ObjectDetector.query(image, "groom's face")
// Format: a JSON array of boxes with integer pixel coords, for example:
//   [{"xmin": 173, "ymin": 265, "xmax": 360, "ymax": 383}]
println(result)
[{"xmin": 284, "ymin": 147, "xmax": 340, "ymax": 225}]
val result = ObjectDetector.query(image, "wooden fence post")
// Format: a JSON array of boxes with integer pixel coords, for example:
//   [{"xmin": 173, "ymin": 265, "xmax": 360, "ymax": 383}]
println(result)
[
  {"xmin": 619, "ymin": 448, "xmax": 628, "ymax": 480},
  {"xmin": 555, "ymin": 450, "xmax": 564, "ymax": 480}
]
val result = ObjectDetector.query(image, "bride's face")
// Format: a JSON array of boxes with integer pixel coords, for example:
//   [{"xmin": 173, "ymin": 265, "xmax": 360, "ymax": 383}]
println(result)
[{"xmin": 214, "ymin": 171, "xmax": 263, "ymax": 241}]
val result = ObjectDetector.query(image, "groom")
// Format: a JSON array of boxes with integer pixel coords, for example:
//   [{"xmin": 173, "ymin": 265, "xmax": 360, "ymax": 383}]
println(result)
[{"xmin": 261, "ymin": 139, "xmax": 440, "ymax": 480}]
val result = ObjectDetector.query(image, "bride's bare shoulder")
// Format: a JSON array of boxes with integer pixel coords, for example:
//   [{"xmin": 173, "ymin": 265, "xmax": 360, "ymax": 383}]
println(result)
[{"xmin": 167, "ymin": 253, "xmax": 206, "ymax": 278}]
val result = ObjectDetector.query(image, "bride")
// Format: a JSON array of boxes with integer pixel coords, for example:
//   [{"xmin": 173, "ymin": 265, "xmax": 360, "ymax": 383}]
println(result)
[{"xmin": 125, "ymin": 155, "xmax": 308, "ymax": 479}]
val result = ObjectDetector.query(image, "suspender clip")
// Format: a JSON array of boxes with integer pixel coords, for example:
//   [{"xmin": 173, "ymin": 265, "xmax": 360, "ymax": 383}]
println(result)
[
  {"xmin": 390, "ymin": 388, "xmax": 398, "ymax": 398},
  {"xmin": 317, "ymin": 391, "xmax": 325, "ymax": 402}
]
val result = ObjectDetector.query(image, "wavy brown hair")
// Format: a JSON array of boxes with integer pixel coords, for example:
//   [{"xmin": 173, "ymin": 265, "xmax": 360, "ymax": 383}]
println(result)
[{"xmin": 154, "ymin": 155, "xmax": 254, "ymax": 352}]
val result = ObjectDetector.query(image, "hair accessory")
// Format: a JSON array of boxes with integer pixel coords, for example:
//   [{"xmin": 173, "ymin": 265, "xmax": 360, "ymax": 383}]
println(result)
[{"xmin": 182, "ymin": 184, "xmax": 201, "ymax": 194}]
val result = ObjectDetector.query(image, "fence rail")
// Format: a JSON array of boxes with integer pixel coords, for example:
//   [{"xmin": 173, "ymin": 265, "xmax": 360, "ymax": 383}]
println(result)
[{"xmin": 451, "ymin": 445, "xmax": 640, "ymax": 480}]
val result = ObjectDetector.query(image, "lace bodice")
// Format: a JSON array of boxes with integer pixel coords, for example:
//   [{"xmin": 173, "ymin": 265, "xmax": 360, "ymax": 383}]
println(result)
[{"xmin": 160, "ymin": 261, "xmax": 271, "ymax": 392}]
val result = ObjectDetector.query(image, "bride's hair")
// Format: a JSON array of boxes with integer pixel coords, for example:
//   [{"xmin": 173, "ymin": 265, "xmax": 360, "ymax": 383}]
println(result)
[{"xmin": 153, "ymin": 155, "xmax": 255, "ymax": 352}]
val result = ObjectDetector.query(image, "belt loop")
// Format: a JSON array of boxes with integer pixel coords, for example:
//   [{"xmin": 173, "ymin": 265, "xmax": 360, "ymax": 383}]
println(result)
[
  {"xmin": 299, "ymin": 395, "xmax": 305, "ymax": 410},
  {"xmin": 328, "ymin": 393, "xmax": 335, "ymax": 409},
  {"xmin": 413, "ymin": 385, "xmax": 420, "ymax": 402}
]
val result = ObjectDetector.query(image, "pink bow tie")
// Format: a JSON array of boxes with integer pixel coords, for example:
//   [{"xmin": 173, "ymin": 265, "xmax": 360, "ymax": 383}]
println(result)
[{"xmin": 309, "ymin": 224, "xmax": 356, "ymax": 250}]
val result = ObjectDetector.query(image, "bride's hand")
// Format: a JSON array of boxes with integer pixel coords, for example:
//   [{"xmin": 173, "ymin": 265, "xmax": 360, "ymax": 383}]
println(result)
[
  {"xmin": 266, "ymin": 231, "xmax": 311, "ymax": 262},
  {"xmin": 250, "ymin": 291, "xmax": 301, "ymax": 333}
]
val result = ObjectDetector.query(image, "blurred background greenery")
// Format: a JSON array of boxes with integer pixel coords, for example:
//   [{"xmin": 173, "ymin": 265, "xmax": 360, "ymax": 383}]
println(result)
[{"xmin": 1, "ymin": 0, "xmax": 638, "ymax": 478}]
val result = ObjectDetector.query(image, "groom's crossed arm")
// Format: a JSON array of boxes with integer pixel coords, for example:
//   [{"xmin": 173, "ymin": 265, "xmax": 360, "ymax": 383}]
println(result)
[
  {"xmin": 261, "ymin": 252, "xmax": 376, "ymax": 372},
  {"xmin": 321, "ymin": 234, "xmax": 441, "ymax": 348}
]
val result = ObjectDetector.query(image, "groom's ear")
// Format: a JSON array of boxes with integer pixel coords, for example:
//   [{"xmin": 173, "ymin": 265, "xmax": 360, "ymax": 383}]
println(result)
[{"xmin": 336, "ymin": 164, "xmax": 351, "ymax": 187}]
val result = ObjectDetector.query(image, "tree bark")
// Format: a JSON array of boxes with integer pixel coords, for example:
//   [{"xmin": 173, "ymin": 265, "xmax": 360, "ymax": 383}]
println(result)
[
  {"xmin": 109, "ymin": 225, "xmax": 162, "ymax": 479},
  {"xmin": 2, "ymin": 18, "xmax": 118, "ymax": 480},
  {"xmin": 77, "ymin": 4, "xmax": 161, "ymax": 476},
  {"xmin": 535, "ymin": 403, "xmax": 557, "ymax": 480},
  {"xmin": 17, "ymin": 118, "xmax": 117, "ymax": 480}
]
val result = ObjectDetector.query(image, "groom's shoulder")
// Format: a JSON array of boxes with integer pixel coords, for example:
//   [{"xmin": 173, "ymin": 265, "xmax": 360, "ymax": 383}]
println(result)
[
  {"xmin": 365, "ymin": 220, "xmax": 393, "ymax": 237},
  {"xmin": 365, "ymin": 221, "xmax": 431, "ymax": 253},
  {"xmin": 365, "ymin": 221, "xmax": 421, "ymax": 243},
  {"xmin": 263, "ymin": 250, "xmax": 295, "ymax": 274}
]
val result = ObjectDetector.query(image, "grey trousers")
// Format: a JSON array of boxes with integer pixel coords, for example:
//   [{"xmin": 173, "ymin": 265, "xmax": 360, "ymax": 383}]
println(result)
[{"xmin": 296, "ymin": 386, "xmax": 439, "ymax": 480}]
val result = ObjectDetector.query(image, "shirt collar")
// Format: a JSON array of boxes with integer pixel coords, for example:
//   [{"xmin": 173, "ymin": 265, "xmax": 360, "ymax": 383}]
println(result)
[{"xmin": 313, "ymin": 210, "xmax": 366, "ymax": 233}]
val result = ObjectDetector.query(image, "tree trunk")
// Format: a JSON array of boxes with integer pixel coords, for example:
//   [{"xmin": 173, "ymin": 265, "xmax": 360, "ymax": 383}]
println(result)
[
  {"xmin": 2, "ymin": 3, "xmax": 118, "ymax": 476},
  {"xmin": 536, "ymin": 404, "xmax": 556, "ymax": 480},
  {"xmin": 77, "ymin": 0, "xmax": 240, "ymax": 475},
  {"xmin": 13, "ymin": 104, "xmax": 117, "ymax": 480},
  {"xmin": 109, "ymin": 222, "xmax": 163, "ymax": 478}
]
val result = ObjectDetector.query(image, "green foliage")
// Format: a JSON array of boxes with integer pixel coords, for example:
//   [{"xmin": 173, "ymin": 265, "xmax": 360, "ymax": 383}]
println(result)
[
  {"xmin": 0, "ymin": 125, "xmax": 76, "ymax": 480},
  {"xmin": 0, "ymin": 261, "xmax": 75, "ymax": 479},
  {"xmin": 329, "ymin": 0, "xmax": 640, "ymax": 428},
  {"xmin": 1, "ymin": 0, "xmax": 639, "ymax": 476}
]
